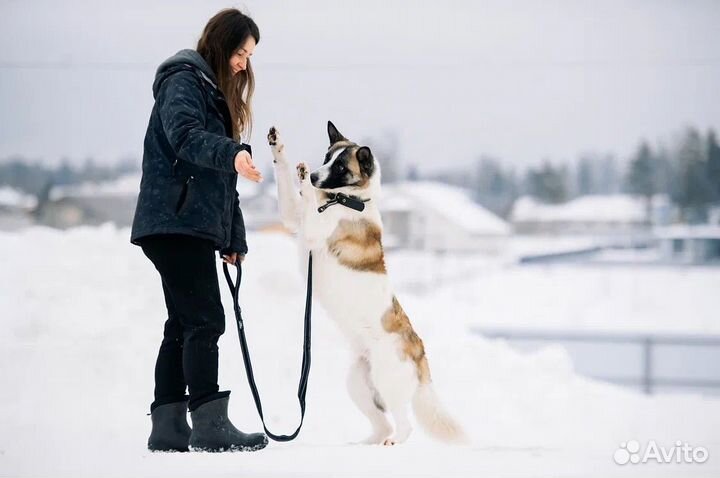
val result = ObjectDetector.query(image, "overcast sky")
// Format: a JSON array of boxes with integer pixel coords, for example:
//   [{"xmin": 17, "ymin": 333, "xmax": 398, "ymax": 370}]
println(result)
[{"xmin": 1, "ymin": 0, "xmax": 719, "ymax": 173}]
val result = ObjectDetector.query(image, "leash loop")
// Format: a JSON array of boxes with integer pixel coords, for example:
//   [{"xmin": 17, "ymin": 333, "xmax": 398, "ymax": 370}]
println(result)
[{"xmin": 222, "ymin": 252, "xmax": 313, "ymax": 442}]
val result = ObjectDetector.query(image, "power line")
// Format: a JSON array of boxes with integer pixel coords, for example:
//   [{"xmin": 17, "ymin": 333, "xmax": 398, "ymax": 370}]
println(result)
[{"xmin": 2, "ymin": 58, "xmax": 720, "ymax": 72}]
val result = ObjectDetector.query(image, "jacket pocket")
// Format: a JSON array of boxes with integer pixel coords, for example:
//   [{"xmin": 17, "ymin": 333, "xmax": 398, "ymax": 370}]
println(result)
[{"xmin": 175, "ymin": 175, "xmax": 194, "ymax": 214}]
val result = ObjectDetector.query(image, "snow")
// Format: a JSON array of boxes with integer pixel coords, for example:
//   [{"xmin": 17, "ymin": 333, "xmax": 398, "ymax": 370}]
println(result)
[
  {"xmin": 512, "ymin": 194, "xmax": 651, "ymax": 224},
  {"xmin": 0, "ymin": 186, "xmax": 37, "ymax": 209},
  {"xmin": 506, "ymin": 234, "xmax": 602, "ymax": 258},
  {"xmin": 382, "ymin": 181, "xmax": 511, "ymax": 235},
  {"xmin": 1, "ymin": 224, "xmax": 719, "ymax": 477}
]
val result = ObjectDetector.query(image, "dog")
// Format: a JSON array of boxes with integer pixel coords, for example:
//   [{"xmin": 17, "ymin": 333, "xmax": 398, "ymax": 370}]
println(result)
[{"xmin": 266, "ymin": 121, "xmax": 466, "ymax": 446}]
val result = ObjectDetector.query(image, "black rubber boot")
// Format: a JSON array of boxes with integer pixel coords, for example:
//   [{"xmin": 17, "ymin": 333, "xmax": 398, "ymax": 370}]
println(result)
[
  {"xmin": 189, "ymin": 395, "xmax": 268, "ymax": 452},
  {"xmin": 148, "ymin": 400, "xmax": 192, "ymax": 452}
]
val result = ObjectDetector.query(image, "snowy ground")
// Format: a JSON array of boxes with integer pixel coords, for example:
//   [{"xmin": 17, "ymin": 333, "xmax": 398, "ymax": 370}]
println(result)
[{"xmin": 1, "ymin": 225, "xmax": 719, "ymax": 477}]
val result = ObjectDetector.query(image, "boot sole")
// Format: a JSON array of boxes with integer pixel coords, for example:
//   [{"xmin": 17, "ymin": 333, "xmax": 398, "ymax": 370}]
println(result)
[
  {"xmin": 188, "ymin": 441, "xmax": 268, "ymax": 453},
  {"xmin": 148, "ymin": 446, "xmax": 190, "ymax": 453}
]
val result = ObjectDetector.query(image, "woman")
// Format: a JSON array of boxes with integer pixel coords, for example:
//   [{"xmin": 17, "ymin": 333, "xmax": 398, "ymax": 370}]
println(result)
[{"xmin": 130, "ymin": 9, "xmax": 267, "ymax": 452}]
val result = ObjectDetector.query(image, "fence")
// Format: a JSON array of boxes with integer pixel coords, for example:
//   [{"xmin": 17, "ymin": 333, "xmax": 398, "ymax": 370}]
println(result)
[{"xmin": 472, "ymin": 327, "xmax": 720, "ymax": 394}]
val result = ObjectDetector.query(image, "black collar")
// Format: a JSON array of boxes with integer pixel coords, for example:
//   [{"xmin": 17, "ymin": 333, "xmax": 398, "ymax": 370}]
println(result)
[{"xmin": 317, "ymin": 192, "xmax": 370, "ymax": 213}]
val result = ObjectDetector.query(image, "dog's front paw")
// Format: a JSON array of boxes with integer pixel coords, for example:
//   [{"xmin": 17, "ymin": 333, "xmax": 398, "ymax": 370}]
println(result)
[
  {"xmin": 267, "ymin": 126, "xmax": 285, "ymax": 155},
  {"xmin": 267, "ymin": 126, "xmax": 279, "ymax": 145},
  {"xmin": 296, "ymin": 162, "xmax": 309, "ymax": 182}
]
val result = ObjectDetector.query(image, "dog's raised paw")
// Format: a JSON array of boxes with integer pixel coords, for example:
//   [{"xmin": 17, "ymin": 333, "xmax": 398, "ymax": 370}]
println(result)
[
  {"xmin": 267, "ymin": 127, "xmax": 285, "ymax": 154},
  {"xmin": 267, "ymin": 126, "xmax": 278, "ymax": 145},
  {"xmin": 296, "ymin": 162, "xmax": 308, "ymax": 181}
]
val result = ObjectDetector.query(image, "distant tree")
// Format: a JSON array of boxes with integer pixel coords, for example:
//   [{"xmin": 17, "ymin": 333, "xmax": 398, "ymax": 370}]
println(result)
[
  {"xmin": 362, "ymin": 130, "xmax": 401, "ymax": 183},
  {"xmin": 0, "ymin": 158, "xmax": 54, "ymax": 196},
  {"xmin": 406, "ymin": 163, "xmax": 419, "ymax": 181},
  {"xmin": 115, "ymin": 156, "xmax": 140, "ymax": 175},
  {"xmin": 653, "ymin": 144, "xmax": 674, "ymax": 196},
  {"xmin": 473, "ymin": 156, "xmax": 518, "ymax": 217},
  {"xmin": 572, "ymin": 153, "xmax": 620, "ymax": 197},
  {"xmin": 526, "ymin": 160, "xmax": 568, "ymax": 204},
  {"xmin": 55, "ymin": 158, "xmax": 75, "ymax": 185},
  {"xmin": 475, "ymin": 157, "xmax": 504, "ymax": 196},
  {"xmin": 576, "ymin": 156, "xmax": 594, "ymax": 196},
  {"xmin": 671, "ymin": 128, "xmax": 714, "ymax": 222},
  {"xmin": 626, "ymin": 141, "xmax": 657, "ymax": 224},
  {"xmin": 596, "ymin": 154, "xmax": 620, "ymax": 194},
  {"xmin": 707, "ymin": 130, "xmax": 720, "ymax": 203}
]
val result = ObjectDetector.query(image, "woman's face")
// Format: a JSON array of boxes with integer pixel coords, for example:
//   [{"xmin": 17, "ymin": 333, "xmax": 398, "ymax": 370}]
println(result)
[{"xmin": 230, "ymin": 36, "xmax": 256, "ymax": 76}]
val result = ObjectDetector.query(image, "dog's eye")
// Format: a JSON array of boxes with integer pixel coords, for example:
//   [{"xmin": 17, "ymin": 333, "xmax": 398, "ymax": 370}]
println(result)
[{"xmin": 335, "ymin": 164, "xmax": 345, "ymax": 173}]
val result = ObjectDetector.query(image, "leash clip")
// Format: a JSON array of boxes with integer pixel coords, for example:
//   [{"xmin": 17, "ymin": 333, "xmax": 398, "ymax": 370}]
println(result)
[{"xmin": 317, "ymin": 192, "xmax": 367, "ymax": 213}]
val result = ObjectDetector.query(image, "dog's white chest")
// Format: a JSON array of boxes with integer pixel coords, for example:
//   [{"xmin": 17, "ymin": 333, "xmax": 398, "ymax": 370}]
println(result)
[{"xmin": 306, "ymin": 247, "xmax": 393, "ymax": 347}]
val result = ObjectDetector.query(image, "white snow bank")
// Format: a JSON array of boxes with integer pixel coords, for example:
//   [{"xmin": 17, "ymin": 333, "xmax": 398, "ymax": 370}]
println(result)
[{"xmin": 0, "ymin": 225, "xmax": 718, "ymax": 477}]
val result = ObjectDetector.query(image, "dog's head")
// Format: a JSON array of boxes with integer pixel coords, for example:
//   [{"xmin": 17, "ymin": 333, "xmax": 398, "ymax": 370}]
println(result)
[{"xmin": 310, "ymin": 121, "xmax": 379, "ymax": 192}]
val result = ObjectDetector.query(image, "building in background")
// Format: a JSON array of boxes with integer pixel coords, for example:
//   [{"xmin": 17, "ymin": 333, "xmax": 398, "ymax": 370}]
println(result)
[
  {"xmin": 34, "ymin": 174, "xmax": 141, "ymax": 229},
  {"xmin": 0, "ymin": 186, "xmax": 36, "ymax": 231},
  {"xmin": 656, "ymin": 225, "xmax": 720, "ymax": 264},
  {"xmin": 510, "ymin": 194, "xmax": 672, "ymax": 236},
  {"xmin": 380, "ymin": 181, "xmax": 511, "ymax": 253}
]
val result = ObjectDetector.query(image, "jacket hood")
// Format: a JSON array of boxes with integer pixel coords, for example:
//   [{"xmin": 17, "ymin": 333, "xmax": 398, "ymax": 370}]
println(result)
[{"xmin": 152, "ymin": 49, "xmax": 219, "ymax": 98}]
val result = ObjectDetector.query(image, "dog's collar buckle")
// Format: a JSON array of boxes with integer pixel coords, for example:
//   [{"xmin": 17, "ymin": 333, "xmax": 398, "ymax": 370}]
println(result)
[{"xmin": 317, "ymin": 192, "xmax": 369, "ymax": 213}]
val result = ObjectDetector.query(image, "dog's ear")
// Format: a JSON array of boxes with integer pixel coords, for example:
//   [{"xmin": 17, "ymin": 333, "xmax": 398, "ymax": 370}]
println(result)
[
  {"xmin": 327, "ymin": 121, "xmax": 347, "ymax": 145},
  {"xmin": 356, "ymin": 146, "xmax": 375, "ymax": 177}
]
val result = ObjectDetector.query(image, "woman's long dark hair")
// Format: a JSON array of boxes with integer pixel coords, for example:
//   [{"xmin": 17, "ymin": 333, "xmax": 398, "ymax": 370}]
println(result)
[{"xmin": 197, "ymin": 9, "xmax": 260, "ymax": 141}]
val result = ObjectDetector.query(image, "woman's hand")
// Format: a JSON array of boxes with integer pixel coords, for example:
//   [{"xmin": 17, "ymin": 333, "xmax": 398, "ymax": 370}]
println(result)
[
  {"xmin": 222, "ymin": 252, "xmax": 245, "ymax": 265},
  {"xmin": 234, "ymin": 150, "xmax": 263, "ymax": 182}
]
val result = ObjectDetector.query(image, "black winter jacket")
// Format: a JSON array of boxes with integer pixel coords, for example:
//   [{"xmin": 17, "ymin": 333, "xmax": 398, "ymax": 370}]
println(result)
[{"xmin": 130, "ymin": 49, "xmax": 251, "ymax": 256}]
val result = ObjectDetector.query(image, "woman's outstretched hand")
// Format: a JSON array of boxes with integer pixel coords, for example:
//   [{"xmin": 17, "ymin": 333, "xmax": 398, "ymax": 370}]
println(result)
[
  {"xmin": 222, "ymin": 252, "xmax": 245, "ymax": 265},
  {"xmin": 234, "ymin": 150, "xmax": 263, "ymax": 182}
]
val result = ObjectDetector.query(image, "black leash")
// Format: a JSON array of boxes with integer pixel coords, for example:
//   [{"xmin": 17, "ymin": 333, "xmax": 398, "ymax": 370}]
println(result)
[
  {"xmin": 220, "ymin": 192, "xmax": 367, "ymax": 442},
  {"xmin": 222, "ymin": 252, "xmax": 313, "ymax": 442}
]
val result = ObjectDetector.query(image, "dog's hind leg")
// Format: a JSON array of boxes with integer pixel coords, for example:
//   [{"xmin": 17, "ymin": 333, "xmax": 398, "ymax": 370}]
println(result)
[
  {"xmin": 347, "ymin": 356, "xmax": 393, "ymax": 444},
  {"xmin": 383, "ymin": 406, "xmax": 412, "ymax": 446},
  {"xmin": 369, "ymin": 353, "xmax": 417, "ymax": 445},
  {"xmin": 268, "ymin": 126, "xmax": 301, "ymax": 232}
]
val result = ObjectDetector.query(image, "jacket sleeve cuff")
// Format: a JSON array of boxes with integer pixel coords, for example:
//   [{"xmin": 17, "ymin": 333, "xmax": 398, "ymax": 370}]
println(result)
[{"xmin": 219, "ymin": 242, "xmax": 248, "ymax": 257}]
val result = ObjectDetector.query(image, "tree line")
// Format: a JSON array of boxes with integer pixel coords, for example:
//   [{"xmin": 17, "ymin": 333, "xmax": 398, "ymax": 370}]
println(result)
[
  {"xmin": 414, "ymin": 126, "xmax": 720, "ymax": 222},
  {"xmin": 3, "ymin": 126, "xmax": 720, "ymax": 224}
]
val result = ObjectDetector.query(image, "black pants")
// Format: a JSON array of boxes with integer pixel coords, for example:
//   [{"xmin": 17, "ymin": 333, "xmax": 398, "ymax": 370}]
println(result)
[{"xmin": 140, "ymin": 234, "xmax": 230, "ymax": 412}]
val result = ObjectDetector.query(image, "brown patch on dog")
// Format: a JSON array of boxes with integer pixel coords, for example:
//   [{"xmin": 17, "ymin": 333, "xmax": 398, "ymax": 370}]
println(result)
[
  {"xmin": 327, "ymin": 219, "xmax": 386, "ymax": 274},
  {"xmin": 346, "ymin": 154, "xmax": 369, "ymax": 189},
  {"xmin": 347, "ymin": 151, "xmax": 371, "ymax": 189},
  {"xmin": 381, "ymin": 296, "xmax": 432, "ymax": 384}
]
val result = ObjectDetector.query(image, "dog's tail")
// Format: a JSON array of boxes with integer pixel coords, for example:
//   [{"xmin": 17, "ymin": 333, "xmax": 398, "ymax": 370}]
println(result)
[{"xmin": 412, "ymin": 383, "xmax": 469, "ymax": 444}]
